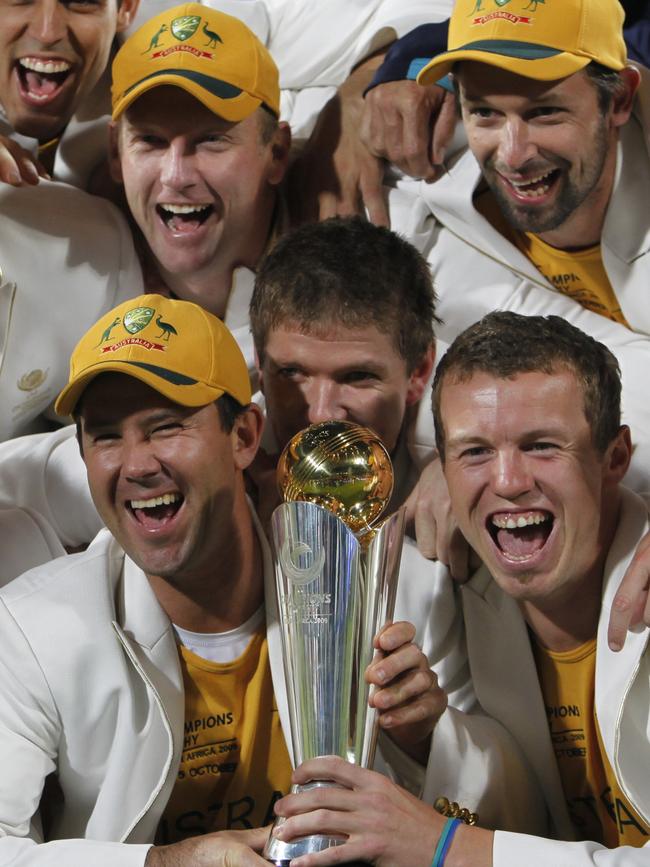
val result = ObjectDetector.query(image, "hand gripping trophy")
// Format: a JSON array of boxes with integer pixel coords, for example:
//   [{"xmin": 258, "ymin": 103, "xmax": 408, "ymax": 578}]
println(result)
[{"xmin": 264, "ymin": 420, "xmax": 406, "ymax": 866}]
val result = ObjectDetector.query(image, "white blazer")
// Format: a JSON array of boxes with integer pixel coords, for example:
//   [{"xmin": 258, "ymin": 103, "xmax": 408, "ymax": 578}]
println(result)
[{"xmin": 455, "ymin": 488, "xmax": 650, "ymax": 865}]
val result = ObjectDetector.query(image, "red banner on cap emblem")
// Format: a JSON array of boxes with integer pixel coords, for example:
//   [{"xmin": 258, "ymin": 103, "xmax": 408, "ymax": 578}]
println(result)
[
  {"xmin": 101, "ymin": 337, "xmax": 166, "ymax": 353},
  {"xmin": 152, "ymin": 44, "xmax": 213, "ymax": 59},
  {"xmin": 473, "ymin": 11, "xmax": 532, "ymax": 23}
]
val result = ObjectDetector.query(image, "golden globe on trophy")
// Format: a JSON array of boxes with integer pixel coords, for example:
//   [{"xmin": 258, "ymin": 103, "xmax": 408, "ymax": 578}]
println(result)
[{"xmin": 263, "ymin": 420, "xmax": 406, "ymax": 866}]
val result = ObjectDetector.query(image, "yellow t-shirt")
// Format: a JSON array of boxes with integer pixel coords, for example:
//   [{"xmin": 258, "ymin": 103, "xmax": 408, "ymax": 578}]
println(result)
[
  {"xmin": 157, "ymin": 629, "xmax": 292, "ymax": 843},
  {"xmin": 475, "ymin": 189, "xmax": 629, "ymax": 327},
  {"xmin": 533, "ymin": 637, "xmax": 648, "ymax": 847}
]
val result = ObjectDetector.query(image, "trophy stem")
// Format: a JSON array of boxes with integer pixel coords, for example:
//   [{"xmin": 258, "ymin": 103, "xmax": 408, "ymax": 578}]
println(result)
[{"xmin": 264, "ymin": 781, "xmax": 347, "ymax": 864}]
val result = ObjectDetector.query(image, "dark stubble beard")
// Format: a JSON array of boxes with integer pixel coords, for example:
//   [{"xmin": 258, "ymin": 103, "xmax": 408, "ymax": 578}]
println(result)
[{"xmin": 482, "ymin": 114, "xmax": 610, "ymax": 235}]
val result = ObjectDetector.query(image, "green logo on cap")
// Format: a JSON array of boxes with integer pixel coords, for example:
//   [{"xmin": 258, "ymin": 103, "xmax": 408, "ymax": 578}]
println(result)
[
  {"xmin": 123, "ymin": 306, "xmax": 155, "ymax": 334},
  {"xmin": 171, "ymin": 15, "xmax": 200, "ymax": 42},
  {"xmin": 494, "ymin": 0, "xmax": 512, "ymax": 6}
]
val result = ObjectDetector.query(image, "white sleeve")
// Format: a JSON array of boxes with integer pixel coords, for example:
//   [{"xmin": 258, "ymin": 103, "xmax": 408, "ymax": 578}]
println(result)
[
  {"xmin": 0, "ymin": 426, "xmax": 101, "ymax": 549},
  {"xmin": 0, "ymin": 600, "xmax": 151, "ymax": 867},
  {"xmin": 422, "ymin": 707, "xmax": 549, "ymax": 836},
  {"xmin": 494, "ymin": 833, "xmax": 650, "ymax": 866},
  {"xmin": 0, "ymin": 838, "xmax": 151, "ymax": 866},
  {"xmin": 376, "ymin": 545, "xmax": 473, "ymax": 796},
  {"xmin": 264, "ymin": 0, "xmax": 453, "ymax": 89},
  {"xmin": 394, "ymin": 543, "xmax": 474, "ymax": 713}
]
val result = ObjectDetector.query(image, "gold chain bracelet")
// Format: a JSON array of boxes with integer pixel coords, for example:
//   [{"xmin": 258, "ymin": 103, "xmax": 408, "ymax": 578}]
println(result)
[{"xmin": 434, "ymin": 796, "xmax": 479, "ymax": 826}]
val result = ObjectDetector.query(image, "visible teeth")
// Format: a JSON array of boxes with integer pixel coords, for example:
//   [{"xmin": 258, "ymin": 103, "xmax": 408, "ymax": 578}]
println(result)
[
  {"xmin": 510, "ymin": 171, "xmax": 552, "ymax": 187},
  {"xmin": 20, "ymin": 57, "xmax": 71, "ymax": 74},
  {"xmin": 130, "ymin": 493, "xmax": 180, "ymax": 510},
  {"xmin": 492, "ymin": 512, "xmax": 550, "ymax": 529},
  {"xmin": 160, "ymin": 203, "xmax": 209, "ymax": 214},
  {"xmin": 507, "ymin": 170, "xmax": 555, "ymax": 199}
]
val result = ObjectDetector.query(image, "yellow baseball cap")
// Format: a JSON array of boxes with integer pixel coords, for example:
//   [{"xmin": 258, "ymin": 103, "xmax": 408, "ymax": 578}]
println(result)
[
  {"xmin": 418, "ymin": 0, "xmax": 626, "ymax": 84},
  {"xmin": 55, "ymin": 294, "xmax": 252, "ymax": 417},
  {"xmin": 111, "ymin": 2, "xmax": 280, "ymax": 121}
]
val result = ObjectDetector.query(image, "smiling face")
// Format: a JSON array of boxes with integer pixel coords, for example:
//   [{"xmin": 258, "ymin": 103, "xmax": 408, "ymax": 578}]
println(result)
[
  {"xmin": 79, "ymin": 374, "xmax": 258, "ymax": 584},
  {"xmin": 0, "ymin": 0, "xmax": 137, "ymax": 141},
  {"xmin": 457, "ymin": 63, "xmax": 634, "ymax": 247},
  {"xmin": 260, "ymin": 322, "xmax": 434, "ymax": 453},
  {"xmin": 440, "ymin": 368, "xmax": 629, "ymax": 608},
  {"xmin": 111, "ymin": 87, "xmax": 288, "ymax": 310}
]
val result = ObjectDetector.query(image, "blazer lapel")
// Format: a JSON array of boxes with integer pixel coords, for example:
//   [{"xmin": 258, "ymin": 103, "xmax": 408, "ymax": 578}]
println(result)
[{"xmin": 462, "ymin": 570, "xmax": 574, "ymax": 839}]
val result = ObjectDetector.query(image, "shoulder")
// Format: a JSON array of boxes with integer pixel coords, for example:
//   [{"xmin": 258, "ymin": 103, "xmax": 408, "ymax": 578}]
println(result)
[
  {"xmin": 0, "ymin": 528, "xmax": 122, "ymax": 613},
  {"xmin": 0, "ymin": 179, "xmax": 130, "ymax": 237},
  {"xmin": 0, "ymin": 506, "xmax": 65, "ymax": 588}
]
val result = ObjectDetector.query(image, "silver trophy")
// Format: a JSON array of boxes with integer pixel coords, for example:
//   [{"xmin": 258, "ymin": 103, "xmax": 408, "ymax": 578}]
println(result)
[{"xmin": 264, "ymin": 421, "xmax": 405, "ymax": 866}]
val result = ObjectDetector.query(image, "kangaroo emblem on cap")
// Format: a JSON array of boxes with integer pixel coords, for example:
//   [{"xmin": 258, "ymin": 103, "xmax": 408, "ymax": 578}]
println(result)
[
  {"xmin": 143, "ymin": 24, "xmax": 167, "ymax": 54},
  {"xmin": 97, "ymin": 317, "xmax": 121, "ymax": 346}
]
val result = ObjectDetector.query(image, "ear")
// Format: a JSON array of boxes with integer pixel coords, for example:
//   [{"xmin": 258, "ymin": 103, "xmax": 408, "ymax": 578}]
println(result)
[
  {"xmin": 115, "ymin": 0, "xmax": 140, "ymax": 34},
  {"xmin": 610, "ymin": 66, "xmax": 641, "ymax": 128},
  {"xmin": 108, "ymin": 121, "xmax": 124, "ymax": 184},
  {"xmin": 232, "ymin": 404, "xmax": 265, "ymax": 471},
  {"xmin": 604, "ymin": 425, "xmax": 632, "ymax": 485},
  {"xmin": 405, "ymin": 344, "xmax": 435, "ymax": 406},
  {"xmin": 267, "ymin": 121, "xmax": 292, "ymax": 186}
]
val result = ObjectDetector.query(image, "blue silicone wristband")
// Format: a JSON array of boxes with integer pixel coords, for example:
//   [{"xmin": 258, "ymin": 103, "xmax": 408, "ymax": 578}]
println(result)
[{"xmin": 431, "ymin": 817, "xmax": 461, "ymax": 867}]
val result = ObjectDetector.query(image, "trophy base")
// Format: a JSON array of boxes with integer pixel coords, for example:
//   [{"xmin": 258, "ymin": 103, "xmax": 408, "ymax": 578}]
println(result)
[
  {"xmin": 264, "ymin": 781, "xmax": 372, "ymax": 866},
  {"xmin": 269, "ymin": 862, "xmax": 371, "ymax": 866}
]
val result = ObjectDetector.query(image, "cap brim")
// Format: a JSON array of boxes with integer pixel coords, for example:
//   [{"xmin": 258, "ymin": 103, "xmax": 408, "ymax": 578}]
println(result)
[
  {"xmin": 417, "ymin": 43, "xmax": 591, "ymax": 85},
  {"xmin": 112, "ymin": 70, "xmax": 263, "ymax": 121},
  {"xmin": 55, "ymin": 360, "xmax": 226, "ymax": 418}
]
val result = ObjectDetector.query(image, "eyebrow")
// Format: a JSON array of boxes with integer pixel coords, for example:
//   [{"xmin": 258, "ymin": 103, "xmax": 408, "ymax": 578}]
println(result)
[
  {"xmin": 445, "ymin": 426, "xmax": 569, "ymax": 448},
  {"xmin": 82, "ymin": 408, "xmax": 186, "ymax": 432},
  {"xmin": 461, "ymin": 88, "xmax": 566, "ymax": 105},
  {"xmin": 268, "ymin": 355, "xmax": 389, "ymax": 375}
]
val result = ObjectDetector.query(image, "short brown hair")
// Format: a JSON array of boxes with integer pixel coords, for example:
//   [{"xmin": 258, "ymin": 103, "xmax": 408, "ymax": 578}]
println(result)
[
  {"xmin": 251, "ymin": 216, "xmax": 438, "ymax": 373},
  {"xmin": 433, "ymin": 312, "xmax": 622, "ymax": 460}
]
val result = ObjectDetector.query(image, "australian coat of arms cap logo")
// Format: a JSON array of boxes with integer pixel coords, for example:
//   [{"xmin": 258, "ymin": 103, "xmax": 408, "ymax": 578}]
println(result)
[
  {"xmin": 123, "ymin": 306, "xmax": 155, "ymax": 334},
  {"xmin": 171, "ymin": 15, "xmax": 201, "ymax": 41}
]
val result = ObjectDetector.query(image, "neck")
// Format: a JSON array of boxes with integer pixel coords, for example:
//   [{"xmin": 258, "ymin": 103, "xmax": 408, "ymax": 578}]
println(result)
[
  {"xmin": 162, "ymin": 268, "xmax": 238, "ymax": 320},
  {"xmin": 148, "ymin": 488, "xmax": 265, "ymax": 633},
  {"xmin": 521, "ymin": 584, "xmax": 602, "ymax": 652},
  {"xmin": 154, "ymin": 194, "xmax": 277, "ymax": 319}
]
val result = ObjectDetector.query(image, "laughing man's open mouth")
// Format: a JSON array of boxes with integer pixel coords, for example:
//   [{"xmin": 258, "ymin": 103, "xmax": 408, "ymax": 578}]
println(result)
[
  {"xmin": 128, "ymin": 492, "xmax": 184, "ymax": 529},
  {"xmin": 17, "ymin": 57, "xmax": 72, "ymax": 103},
  {"xmin": 488, "ymin": 510, "xmax": 554, "ymax": 561},
  {"xmin": 157, "ymin": 203, "xmax": 214, "ymax": 233},
  {"xmin": 503, "ymin": 169, "xmax": 561, "ymax": 200}
]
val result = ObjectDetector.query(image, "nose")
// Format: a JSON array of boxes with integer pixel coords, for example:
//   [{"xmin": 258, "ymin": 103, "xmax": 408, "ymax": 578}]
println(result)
[
  {"xmin": 491, "ymin": 448, "xmax": 534, "ymax": 501},
  {"xmin": 122, "ymin": 437, "xmax": 163, "ymax": 485},
  {"xmin": 306, "ymin": 380, "xmax": 347, "ymax": 426},
  {"xmin": 159, "ymin": 138, "xmax": 198, "ymax": 191},
  {"xmin": 496, "ymin": 116, "xmax": 537, "ymax": 171},
  {"xmin": 29, "ymin": 0, "xmax": 67, "ymax": 46}
]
